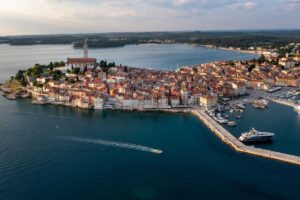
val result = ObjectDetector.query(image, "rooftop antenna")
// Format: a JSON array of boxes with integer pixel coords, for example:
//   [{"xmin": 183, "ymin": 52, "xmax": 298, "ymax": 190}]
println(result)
[{"xmin": 84, "ymin": 38, "xmax": 88, "ymax": 58}]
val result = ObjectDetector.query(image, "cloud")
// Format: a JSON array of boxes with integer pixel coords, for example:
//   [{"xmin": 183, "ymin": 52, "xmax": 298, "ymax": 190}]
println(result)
[
  {"xmin": 233, "ymin": 1, "xmax": 258, "ymax": 10},
  {"xmin": 0, "ymin": 0, "xmax": 299, "ymax": 35},
  {"xmin": 279, "ymin": 0, "xmax": 300, "ymax": 11}
]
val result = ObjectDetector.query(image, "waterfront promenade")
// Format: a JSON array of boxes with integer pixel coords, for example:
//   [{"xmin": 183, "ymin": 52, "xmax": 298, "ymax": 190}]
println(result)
[
  {"xmin": 270, "ymin": 98, "xmax": 299, "ymax": 109},
  {"xmin": 192, "ymin": 107, "xmax": 300, "ymax": 166}
]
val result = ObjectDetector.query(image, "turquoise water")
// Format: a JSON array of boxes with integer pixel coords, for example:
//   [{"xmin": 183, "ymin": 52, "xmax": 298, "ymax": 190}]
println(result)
[
  {"xmin": 0, "ymin": 44, "xmax": 256, "ymax": 82},
  {"xmin": 0, "ymin": 96, "xmax": 300, "ymax": 200}
]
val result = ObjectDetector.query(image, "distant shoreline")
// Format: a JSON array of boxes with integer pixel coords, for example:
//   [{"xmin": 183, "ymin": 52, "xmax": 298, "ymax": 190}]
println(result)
[
  {"xmin": 0, "ymin": 42, "xmax": 263, "ymax": 58},
  {"xmin": 200, "ymin": 45, "xmax": 261, "ymax": 55}
]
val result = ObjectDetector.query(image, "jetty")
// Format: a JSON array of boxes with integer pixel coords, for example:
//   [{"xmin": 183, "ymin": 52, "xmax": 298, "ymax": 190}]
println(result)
[{"xmin": 192, "ymin": 107, "xmax": 300, "ymax": 166}]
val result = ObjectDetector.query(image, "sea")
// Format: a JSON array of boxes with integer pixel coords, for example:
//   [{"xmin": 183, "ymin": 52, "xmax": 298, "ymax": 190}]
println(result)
[{"xmin": 0, "ymin": 44, "xmax": 300, "ymax": 200}]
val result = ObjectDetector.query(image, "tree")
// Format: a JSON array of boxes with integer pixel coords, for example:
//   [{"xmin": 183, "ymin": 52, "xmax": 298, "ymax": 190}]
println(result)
[
  {"xmin": 49, "ymin": 62, "xmax": 54, "ymax": 70},
  {"xmin": 51, "ymin": 70, "xmax": 62, "ymax": 81},
  {"xmin": 83, "ymin": 66, "xmax": 88, "ymax": 74},
  {"xmin": 108, "ymin": 62, "xmax": 115, "ymax": 67},
  {"xmin": 72, "ymin": 68, "xmax": 80, "ymax": 75},
  {"xmin": 54, "ymin": 62, "xmax": 59, "ymax": 68},
  {"xmin": 59, "ymin": 61, "xmax": 65, "ymax": 66},
  {"xmin": 99, "ymin": 60, "xmax": 108, "ymax": 68},
  {"xmin": 15, "ymin": 70, "xmax": 24, "ymax": 81},
  {"xmin": 248, "ymin": 64, "xmax": 256, "ymax": 72},
  {"xmin": 228, "ymin": 61, "xmax": 235, "ymax": 66},
  {"xmin": 257, "ymin": 55, "xmax": 266, "ymax": 64}
]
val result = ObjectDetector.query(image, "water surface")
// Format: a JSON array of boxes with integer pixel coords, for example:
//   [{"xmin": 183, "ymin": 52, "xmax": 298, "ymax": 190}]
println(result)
[
  {"xmin": 0, "ymin": 96, "xmax": 300, "ymax": 200},
  {"xmin": 0, "ymin": 44, "xmax": 256, "ymax": 82},
  {"xmin": 1, "ymin": 44, "xmax": 299, "ymax": 200}
]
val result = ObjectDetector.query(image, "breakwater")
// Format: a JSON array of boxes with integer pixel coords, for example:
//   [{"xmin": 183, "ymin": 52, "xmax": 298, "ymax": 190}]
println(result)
[{"xmin": 192, "ymin": 108, "xmax": 300, "ymax": 166}]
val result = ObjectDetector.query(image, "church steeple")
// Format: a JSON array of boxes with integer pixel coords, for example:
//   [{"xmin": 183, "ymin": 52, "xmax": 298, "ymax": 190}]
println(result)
[{"xmin": 84, "ymin": 38, "xmax": 88, "ymax": 58}]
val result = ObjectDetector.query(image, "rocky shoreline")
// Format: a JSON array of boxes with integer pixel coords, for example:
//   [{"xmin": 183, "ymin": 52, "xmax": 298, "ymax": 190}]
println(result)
[{"xmin": 0, "ymin": 81, "xmax": 31, "ymax": 100}]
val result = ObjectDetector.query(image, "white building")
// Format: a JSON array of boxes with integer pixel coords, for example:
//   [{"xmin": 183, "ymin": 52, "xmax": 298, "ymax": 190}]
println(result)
[
  {"xmin": 231, "ymin": 82, "xmax": 247, "ymax": 96},
  {"xmin": 158, "ymin": 97, "xmax": 171, "ymax": 109},
  {"xmin": 180, "ymin": 90, "xmax": 190, "ymax": 105},
  {"xmin": 279, "ymin": 58, "xmax": 296, "ymax": 69},
  {"xmin": 94, "ymin": 97, "xmax": 104, "ymax": 110},
  {"xmin": 170, "ymin": 96, "xmax": 180, "ymax": 108}
]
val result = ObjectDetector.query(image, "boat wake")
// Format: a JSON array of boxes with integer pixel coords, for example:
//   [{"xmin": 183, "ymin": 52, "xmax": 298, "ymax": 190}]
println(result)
[
  {"xmin": 8, "ymin": 110, "xmax": 74, "ymax": 119},
  {"xmin": 62, "ymin": 136, "xmax": 163, "ymax": 154}
]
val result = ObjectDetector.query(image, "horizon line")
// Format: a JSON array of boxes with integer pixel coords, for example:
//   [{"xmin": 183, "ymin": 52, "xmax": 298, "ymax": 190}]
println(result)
[{"xmin": 2, "ymin": 28, "xmax": 300, "ymax": 38}]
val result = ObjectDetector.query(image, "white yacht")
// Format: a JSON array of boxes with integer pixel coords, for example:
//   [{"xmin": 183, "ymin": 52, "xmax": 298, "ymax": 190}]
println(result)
[{"xmin": 239, "ymin": 128, "xmax": 274, "ymax": 143}]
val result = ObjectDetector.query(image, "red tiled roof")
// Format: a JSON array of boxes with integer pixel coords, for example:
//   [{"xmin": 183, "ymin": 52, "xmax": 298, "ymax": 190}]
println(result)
[{"xmin": 67, "ymin": 58, "xmax": 96, "ymax": 64}]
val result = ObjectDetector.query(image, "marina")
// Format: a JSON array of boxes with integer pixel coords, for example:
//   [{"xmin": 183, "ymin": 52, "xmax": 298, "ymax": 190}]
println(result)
[{"xmin": 192, "ymin": 107, "xmax": 300, "ymax": 166}]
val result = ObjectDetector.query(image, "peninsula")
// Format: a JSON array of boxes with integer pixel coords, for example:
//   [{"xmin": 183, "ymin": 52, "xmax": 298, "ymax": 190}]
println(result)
[{"xmin": 1, "ymin": 40, "xmax": 300, "ymax": 166}]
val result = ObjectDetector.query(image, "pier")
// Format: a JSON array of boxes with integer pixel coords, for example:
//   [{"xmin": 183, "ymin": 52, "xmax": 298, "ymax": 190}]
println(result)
[{"xmin": 192, "ymin": 108, "xmax": 300, "ymax": 166}]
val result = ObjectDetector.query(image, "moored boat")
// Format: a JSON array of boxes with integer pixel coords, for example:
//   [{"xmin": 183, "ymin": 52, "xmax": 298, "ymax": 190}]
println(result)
[
  {"xmin": 239, "ymin": 128, "xmax": 274, "ymax": 143},
  {"xmin": 252, "ymin": 100, "xmax": 267, "ymax": 109},
  {"xmin": 235, "ymin": 115, "xmax": 242, "ymax": 119},
  {"xmin": 227, "ymin": 121, "xmax": 237, "ymax": 126},
  {"xmin": 237, "ymin": 103, "xmax": 246, "ymax": 109}
]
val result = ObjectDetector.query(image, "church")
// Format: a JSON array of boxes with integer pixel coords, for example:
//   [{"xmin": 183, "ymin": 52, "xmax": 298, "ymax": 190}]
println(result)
[{"xmin": 66, "ymin": 39, "xmax": 97, "ymax": 70}]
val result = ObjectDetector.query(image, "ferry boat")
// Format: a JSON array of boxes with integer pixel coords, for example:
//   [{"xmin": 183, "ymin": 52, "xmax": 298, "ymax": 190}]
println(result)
[
  {"xmin": 239, "ymin": 128, "xmax": 274, "ymax": 143},
  {"xmin": 227, "ymin": 121, "xmax": 237, "ymax": 127}
]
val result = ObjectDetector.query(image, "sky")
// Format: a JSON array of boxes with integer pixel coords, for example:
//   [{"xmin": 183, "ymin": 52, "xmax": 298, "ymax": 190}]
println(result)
[{"xmin": 0, "ymin": 0, "xmax": 299, "ymax": 36}]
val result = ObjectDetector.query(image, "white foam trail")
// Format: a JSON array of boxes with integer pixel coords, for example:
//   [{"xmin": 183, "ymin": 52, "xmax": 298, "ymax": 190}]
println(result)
[
  {"xmin": 63, "ymin": 136, "xmax": 163, "ymax": 154},
  {"xmin": 9, "ymin": 110, "xmax": 73, "ymax": 119}
]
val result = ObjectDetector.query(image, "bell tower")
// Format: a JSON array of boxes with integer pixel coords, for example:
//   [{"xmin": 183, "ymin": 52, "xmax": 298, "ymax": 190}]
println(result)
[{"xmin": 84, "ymin": 38, "xmax": 88, "ymax": 58}]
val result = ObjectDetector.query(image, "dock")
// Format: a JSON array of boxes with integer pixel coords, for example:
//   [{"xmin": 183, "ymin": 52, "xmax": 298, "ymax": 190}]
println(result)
[{"xmin": 192, "ymin": 108, "xmax": 300, "ymax": 166}]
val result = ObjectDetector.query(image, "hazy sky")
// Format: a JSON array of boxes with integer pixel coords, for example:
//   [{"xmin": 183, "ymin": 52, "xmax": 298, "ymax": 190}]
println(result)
[{"xmin": 0, "ymin": 0, "xmax": 299, "ymax": 36}]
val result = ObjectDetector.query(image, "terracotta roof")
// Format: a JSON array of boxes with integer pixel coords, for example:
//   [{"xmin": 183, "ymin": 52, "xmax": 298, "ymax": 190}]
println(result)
[{"xmin": 67, "ymin": 58, "xmax": 96, "ymax": 64}]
